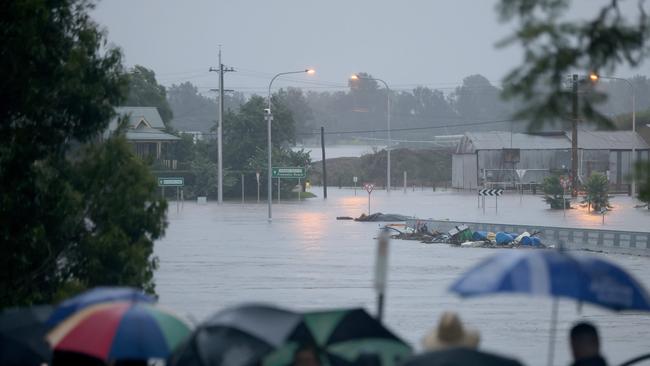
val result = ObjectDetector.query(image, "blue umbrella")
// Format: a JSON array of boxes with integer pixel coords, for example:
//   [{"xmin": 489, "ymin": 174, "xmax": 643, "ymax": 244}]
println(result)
[
  {"xmin": 449, "ymin": 250, "xmax": 650, "ymax": 366},
  {"xmin": 47, "ymin": 287, "xmax": 155, "ymax": 327},
  {"xmin": 450, "ymin": 250, "xmax": 650, "ymax": 311}
]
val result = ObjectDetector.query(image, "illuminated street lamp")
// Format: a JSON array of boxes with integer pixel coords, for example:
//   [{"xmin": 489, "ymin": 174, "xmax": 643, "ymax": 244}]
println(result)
[
  {"xmin": 266, "ymin": 69, "xmax": 315, "ymax": 222},
  {"xmin": 589, "ymin": 72, "xmax": 637, "ymax": 197},
  {"xmin": 350, "ymin": 73, "xmax": 392, "ymax": 192}
]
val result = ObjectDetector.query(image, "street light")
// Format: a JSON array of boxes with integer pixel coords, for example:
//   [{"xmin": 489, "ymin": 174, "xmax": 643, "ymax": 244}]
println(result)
[
  {"xmin": 350, "ymin": 73, "xmax": 392, "ymax": 192},
  {"xmin": 266, "ymin": 69, "xmax": 315, "ymax": 222},
  {"xmin": 589, "ymin": 72, "xmax": 637, "ymax": 197}
]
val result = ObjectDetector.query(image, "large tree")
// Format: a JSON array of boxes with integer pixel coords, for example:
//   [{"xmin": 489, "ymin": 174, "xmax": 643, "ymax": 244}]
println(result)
[
  {"xmin": 497, "ymin": 0, "xmax": 650, "ymax": 201},
  {"xmin": 126, "ymin": 65, "xmax": 174, "ymax": 128},
  {"xmin": 0, "ymin": 0, "xmax": 167, "ymax": 306}
]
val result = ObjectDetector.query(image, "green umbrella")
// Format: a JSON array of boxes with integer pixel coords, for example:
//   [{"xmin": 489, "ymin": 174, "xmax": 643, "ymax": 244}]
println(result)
[{"xmin": 264, "ymin": 308, "xmax": 412, "ymax": 366}]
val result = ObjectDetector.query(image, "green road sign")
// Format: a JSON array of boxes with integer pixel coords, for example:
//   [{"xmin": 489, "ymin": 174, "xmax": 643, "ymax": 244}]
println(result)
[
  {"xmin": 272, "ymin": 167, "xmax": 305, "ymax": 179},
  {"xmin": 158, "ymin": 177, "xmax": 184, "ymax": 187}
]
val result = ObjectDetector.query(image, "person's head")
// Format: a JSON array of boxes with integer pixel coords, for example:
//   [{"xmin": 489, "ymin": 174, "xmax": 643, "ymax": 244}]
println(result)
[
  {"xmin": 570, "ymin": 322, "xmax": 601, "ymax": 360},
  {"xmin": 292, "ymin": 344, "xmax": 320, "ymax": 366},
  {"xmin": 422, "ymin": 311, "xmax": 480, "ymax": 351}
]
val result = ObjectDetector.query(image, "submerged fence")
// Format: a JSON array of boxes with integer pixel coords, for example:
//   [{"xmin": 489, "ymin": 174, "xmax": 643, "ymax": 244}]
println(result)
[{"xmin": 405, "ymin": 219, "xmax": 650, "ymax": 256}]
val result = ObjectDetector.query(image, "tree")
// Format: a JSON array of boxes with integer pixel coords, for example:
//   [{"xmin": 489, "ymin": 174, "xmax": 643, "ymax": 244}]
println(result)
[
  {"xmin": 167, "ymin": 81, "xmax": 245, "ymax": 133},
  {"xmin": 453, "ymin": 75, "xmax": 511, "ymax": 121},
  {"xmin": 497, "ymin": 0, "xmax": 648, "ymax": 131},
  {"xmin": 190, "ymin": 156, "xmax": 218, "ymax": 197},
  {"xmin": 0, "ymin": 0, "xmax": 166, "ymax": 306},
  {"xmin": 542, "ymin": 175, "xmax": 569, "ymax": 209},
  {"xmin": 67, "ymin": 135, "xmax": 167, "ymax": 294},
  {"xmin": 126, "ymin": 65, "xmax": 173, "ymax": 128},
  {"xmin": 582, "ymin": 172, "xmax": 611, "ymax": 212},
  {"xmin": 276, "ymin": 87, "xmax": 314, "ymax": 137}
]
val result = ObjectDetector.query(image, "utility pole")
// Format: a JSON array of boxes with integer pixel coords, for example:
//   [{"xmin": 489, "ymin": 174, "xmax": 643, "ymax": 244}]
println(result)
[
  {"xmin": 571, "ymin": 74, "xmax": 579, "ymax": 197},
  {"xmin": 209, "ymin": 46, "xmax": 234, "ymax": 204},
  {"xmin": 321, "ymin": 126, "xmax": 327, "ymax": 199}
]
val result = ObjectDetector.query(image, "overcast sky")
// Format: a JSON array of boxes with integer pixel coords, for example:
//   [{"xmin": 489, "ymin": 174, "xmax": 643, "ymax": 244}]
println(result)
[{"xmin": 91, "ymin": 0, "xmax": 650, "ymax": 95}]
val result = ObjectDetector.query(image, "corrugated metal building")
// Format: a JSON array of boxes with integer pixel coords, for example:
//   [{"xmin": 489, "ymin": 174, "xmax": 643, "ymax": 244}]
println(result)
[{"xmin": 452, "ymin": 130, "xmax": 650, "ymax": 189}]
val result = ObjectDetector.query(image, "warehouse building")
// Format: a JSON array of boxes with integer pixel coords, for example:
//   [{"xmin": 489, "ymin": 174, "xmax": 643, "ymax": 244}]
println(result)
[{"xmin": 452, "ymin": 130, "xmax": 650, "ymax": 190}]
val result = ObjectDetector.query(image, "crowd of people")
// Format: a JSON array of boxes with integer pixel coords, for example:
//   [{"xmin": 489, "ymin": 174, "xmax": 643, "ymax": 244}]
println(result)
[{"xmin": 292, "ymin": 312, "xmax": 607, "ymax": 366}]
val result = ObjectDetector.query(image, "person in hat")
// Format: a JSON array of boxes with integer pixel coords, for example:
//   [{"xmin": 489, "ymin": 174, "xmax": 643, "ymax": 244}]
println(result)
[
  {"xmin": 406, "ymin": 312, "xmax": 523, "ymax": 366},
  {"xmin": 422, "ymin": 311, "xmax": 480, "ymax": 350}
]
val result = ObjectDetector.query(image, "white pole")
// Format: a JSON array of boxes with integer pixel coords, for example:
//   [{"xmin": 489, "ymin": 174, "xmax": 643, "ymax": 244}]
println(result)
[
  {"xmin": 403, "ymin": 171, "xmax": 407, "ymax": 193},
  {"xmin": 547, "ymin": 299, "xmax": 559, "ymax": 366},
  {"xmin": 267, "ymin": 70, "xmax": 311, "ymax": 222},
  {"xmin": 632, "ymin": 88, "xmax": 636, "ymax": 197},
  {"xmin": 374, "ymin": 230, "xmax": 390, "ymax": 321},
  {"xmin": 217, "ymin": 47, "xmax": 224, "ymax": 204}
]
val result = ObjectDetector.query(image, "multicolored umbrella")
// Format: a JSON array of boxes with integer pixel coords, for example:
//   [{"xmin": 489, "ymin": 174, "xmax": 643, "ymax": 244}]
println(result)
[
  {"xmin": 47, "ymin": 301, "xmax": 191, "ymax": 362},
  {"xmin": 264, "ymin": 308, "xmax": 412, "ymax": 366},
  {"xmin": 47, "ymin": 286, "xmax": 155, "ymax": 327}
]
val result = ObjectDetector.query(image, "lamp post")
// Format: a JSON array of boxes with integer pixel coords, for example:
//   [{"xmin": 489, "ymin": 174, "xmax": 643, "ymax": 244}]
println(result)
[
  {"xmin": 589, "ymin": 73, "xmax": 636, "ymax": 197},
  {"xmin": 350, "ymin": 74, "xmax": 391, "ymax": 192},
  {"xmin": 266, "ymin": 69, "xmax": 315, "ymax": 222}
]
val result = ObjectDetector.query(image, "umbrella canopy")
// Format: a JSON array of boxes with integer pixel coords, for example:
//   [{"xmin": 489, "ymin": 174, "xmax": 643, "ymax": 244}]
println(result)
[
  {"xmin": 0, "ymin": 305, "xmax": 53, "ymax": 366},
  {"xmin": 47, "ymin": 301, "xmax": 190, "ymax": 362},
  {"xmin": 264, "ymin": 308, "xmax": 412, "ymax": 366},
  {"xmin": 47, "ymin": 286, "xmax": 155, "ymax": 327},
  {"xmin": 170, "ymin": 304, "xmax": 304, "ymax": 366},
  {"xmin": 402, "ymin": 348, "xmax": 523, "ymax": 366},
  {"xmin": 450, "ymin": 250, "xmax": 650, "ymax": 311}
]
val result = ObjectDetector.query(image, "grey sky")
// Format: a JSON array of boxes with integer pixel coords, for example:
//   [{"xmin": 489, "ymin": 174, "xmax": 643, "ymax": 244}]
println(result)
[{"xmin": 92, "ymin": 0, "xmax": 650, "ymax": 95}]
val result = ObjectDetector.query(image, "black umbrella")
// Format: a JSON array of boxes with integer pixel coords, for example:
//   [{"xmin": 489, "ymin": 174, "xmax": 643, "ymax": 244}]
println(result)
[
  {"xmin": 0, "ymin": 305, "xmax": 53, "ymax": 366},
  {"xmin": 169, "ymin": 303, "xmax": 303, "ymax": 366},
  {"xmin": 402, "ymin": 348, "xmax": 523, "ymax": 366}
]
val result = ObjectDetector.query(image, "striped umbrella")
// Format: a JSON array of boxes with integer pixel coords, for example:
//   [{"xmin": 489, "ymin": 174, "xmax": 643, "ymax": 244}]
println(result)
[
  {"xmin": 47, "ymin": 301, "xmax": 191, "ymax": 362},
  {"xmin": 264, "ymin": 308, "xmax": 412, "ymax": 366}
]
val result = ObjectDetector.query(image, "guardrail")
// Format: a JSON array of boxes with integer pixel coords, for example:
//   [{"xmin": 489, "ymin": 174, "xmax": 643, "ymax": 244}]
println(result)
[{"xmin": 405, "ymin": 219, "xmax": 650, "ymax": 256}]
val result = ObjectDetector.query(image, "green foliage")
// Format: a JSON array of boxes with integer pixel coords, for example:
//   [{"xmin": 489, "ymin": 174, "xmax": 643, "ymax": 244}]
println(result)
[
  {"xmin": 497, "ymin": 0, "xmax": 648, "ymax": 131},
  {"xmin": 542, "ymin": 175, "xmax": 569, "ymax": 209},
  {"xmin": 0, "ymin": 0, "xmax": 166, "ymax": 306},
  {"xmin": 310, "ymin": 149, "xmax": 451, "ymax": 188},
  {"xmin": 636, "ymin": 160, "xmax": 650, "ymax": 203},
  {"xmin": 126, "ymin": 65, "xmax": 173, "ymax": 128},
  {"xmin": 68, "ymin": 136, "xmax": 167, "ymax": 294},
  {"xmin": 167, "ymin": 81, "xmax": 245, "ymax": 133},
  {"xmin": 190, "ymin": 156, "xmax": 218, "ymax": 197},
  {"xmin": 582, "ymin": 172, "xmax": 611, "ymax": 212}
]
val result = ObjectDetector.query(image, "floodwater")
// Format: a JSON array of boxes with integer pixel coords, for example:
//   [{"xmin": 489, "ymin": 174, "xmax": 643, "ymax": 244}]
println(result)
[{"xmin": 155, "ymin": 188, "xmax": 650, "ymax": 366}]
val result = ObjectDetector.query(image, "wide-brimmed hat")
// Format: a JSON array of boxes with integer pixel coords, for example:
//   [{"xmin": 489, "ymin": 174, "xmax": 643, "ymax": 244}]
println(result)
[{"xmin": 422, "ymin": 312, "xmax": 480, "ymax": 350}]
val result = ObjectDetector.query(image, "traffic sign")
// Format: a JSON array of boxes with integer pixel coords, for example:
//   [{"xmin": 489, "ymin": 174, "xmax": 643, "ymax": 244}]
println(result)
[
  {"xmin": 364, "ymin": 183, "xmax": 375, "ymax": 193},
  {"xmin": 158, "ymin": 177, "xmax": 184, "ymax": 187},
  {"xmin": 478, "ymin": 188, "xmax": 503, "ymax": 196},
  {"xmin": 272, "ymin": 167, "xmax": 306, "ymax": 179},
  {"xmin": 353, "ymin": 176, "xmax": 358, "ymax": 183}
]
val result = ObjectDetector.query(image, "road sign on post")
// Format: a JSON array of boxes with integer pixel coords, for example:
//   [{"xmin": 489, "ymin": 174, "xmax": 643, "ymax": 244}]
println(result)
[
  {"xmin": 478, "ymin": 188, "xmax": 503, "ymax": 214},
  {"xmin": 478, "ymin": 188, "xmax": 503, "ymax": 196},
  {"xmin": 364, "ymin": 183, "xmax": 374, "ymax": 215},
  {"xmin": 158, "ymin": 177, "xmax": 184, "ymax": 187},
  {"xmin": 272, "ymin": 167, "xmax": 306, "ymax": 179},
  {"xmin": 353, "ymin": 176, "xmax": 358, "ymax": 196}
]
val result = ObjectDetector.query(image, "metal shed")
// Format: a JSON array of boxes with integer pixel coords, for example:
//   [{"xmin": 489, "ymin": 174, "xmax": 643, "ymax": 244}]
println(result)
[{"xmin": 452, "ymin": 130, "xmax": 650, "ymax": 190}]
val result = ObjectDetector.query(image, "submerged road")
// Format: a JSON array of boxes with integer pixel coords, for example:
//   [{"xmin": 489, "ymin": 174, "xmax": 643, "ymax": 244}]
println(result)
[{"xmin": 155, "ymin": 188, "xmax": 650, "ymax": 366}]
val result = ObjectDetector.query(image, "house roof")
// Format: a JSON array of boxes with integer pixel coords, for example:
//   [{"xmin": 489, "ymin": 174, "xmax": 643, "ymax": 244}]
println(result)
[
  {"xmin": 456, "ymin": 130, "xmax": 649, "ymax": 153},
  {"xmin": 458, "ymin": 132, "xmax": 570, "ymax": 153},
  {"xmin": 110, "ymin": 106, "xmax": 166, "ymax": 131},
  {"xmin": 125, "ymin": 127, "xmax": 180, "ymax": 141},
  {"xmin": 568, "ymin": 130, "xmax": 650, "ymax": 150}
]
